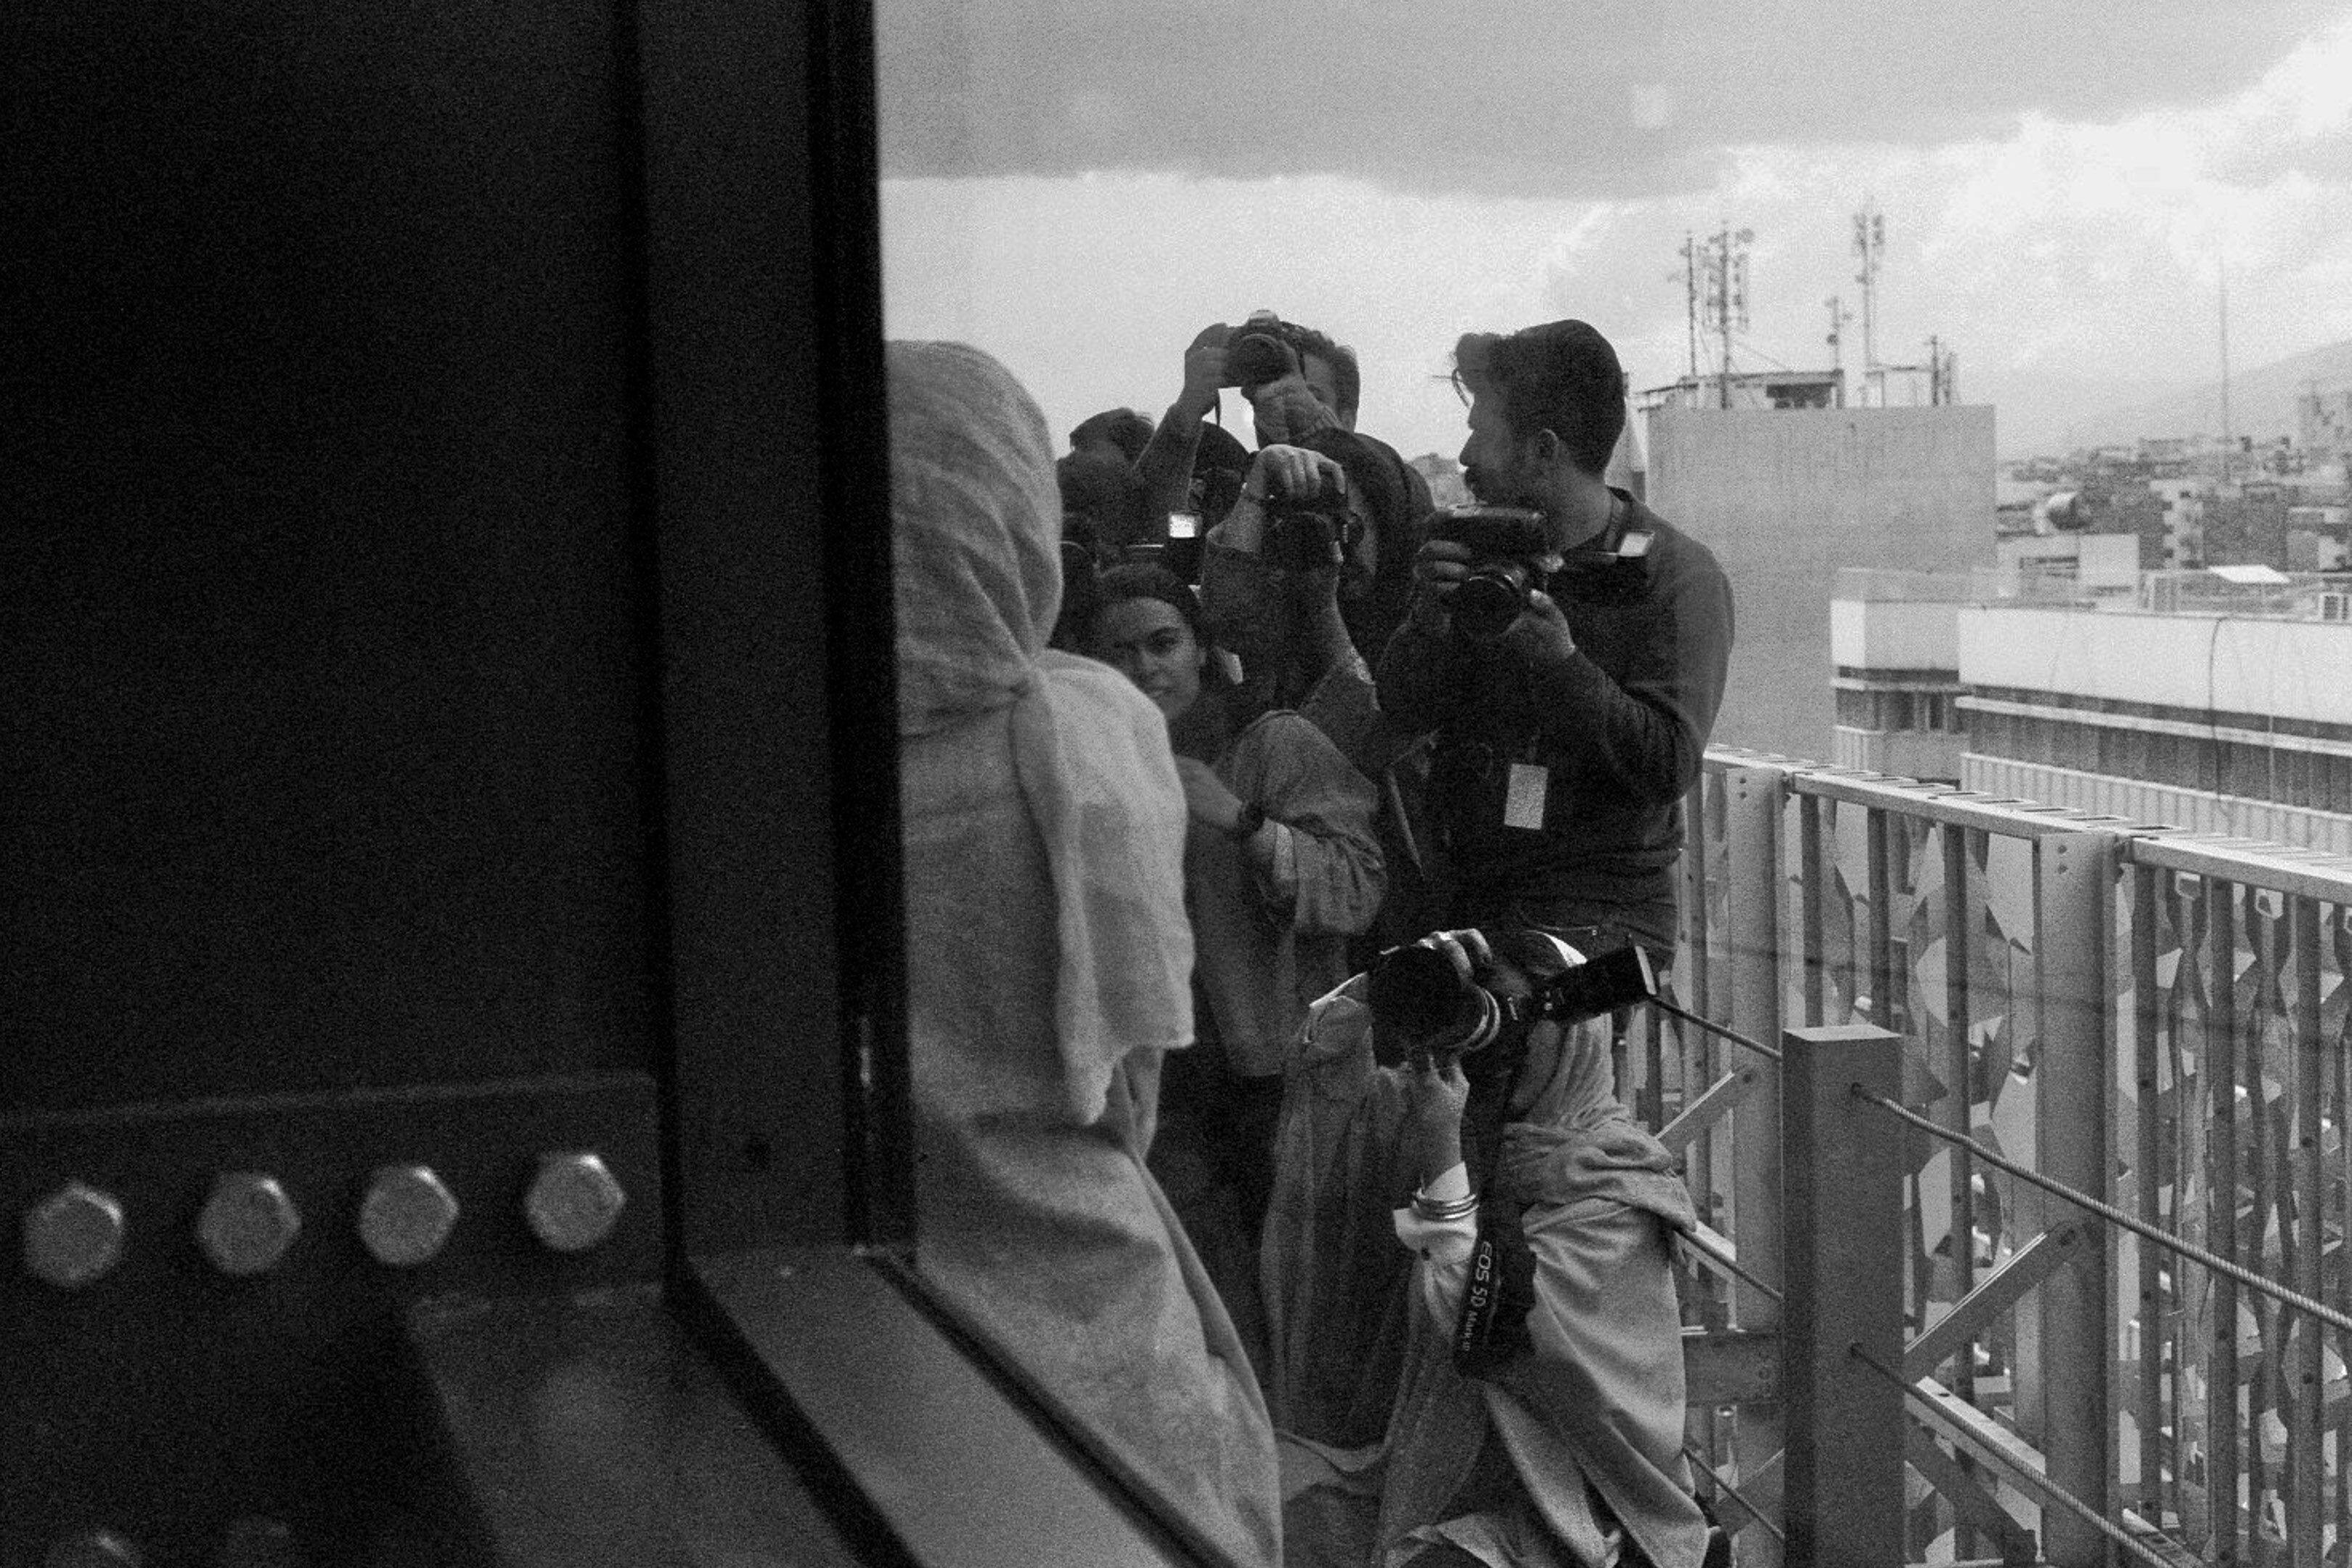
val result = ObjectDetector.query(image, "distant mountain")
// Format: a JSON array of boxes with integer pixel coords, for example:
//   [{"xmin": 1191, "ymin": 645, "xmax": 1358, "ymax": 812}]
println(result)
[{"xmin": 1991, "ymin": 338, "xmax": 2352, "ymax": 459}]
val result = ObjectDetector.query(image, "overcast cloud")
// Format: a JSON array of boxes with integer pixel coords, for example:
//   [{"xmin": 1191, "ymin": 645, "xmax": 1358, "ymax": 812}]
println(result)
[
  {"xmin": 878, "ymin": 1, "xmax": 2348, "ymax": 200},
  {"xmin": 878, "ymin": 4, "xmax": 2352, "ymax": 459}
]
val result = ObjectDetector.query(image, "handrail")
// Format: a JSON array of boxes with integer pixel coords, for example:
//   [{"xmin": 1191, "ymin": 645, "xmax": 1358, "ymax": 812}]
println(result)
[
  {"xmin": 1855, "ymin": 1086, "xmax": 2352, "ymax": 1336},
  {"xmin": 1689, "ymin": 745, "xmax": 2352, "ymax": 1564}
]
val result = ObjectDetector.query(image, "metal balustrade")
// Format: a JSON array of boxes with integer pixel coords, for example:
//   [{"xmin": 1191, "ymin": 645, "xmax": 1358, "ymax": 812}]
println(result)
[{"xmin": 1663, "ymin": 746, "xmax": 2352, "ymax": 1567}]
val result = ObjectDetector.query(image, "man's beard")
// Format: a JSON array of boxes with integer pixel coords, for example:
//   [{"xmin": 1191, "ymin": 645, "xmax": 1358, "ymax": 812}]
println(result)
[{"xmin": 1463, "ymin": 464, "xmax": 1528, "ymax": 507}]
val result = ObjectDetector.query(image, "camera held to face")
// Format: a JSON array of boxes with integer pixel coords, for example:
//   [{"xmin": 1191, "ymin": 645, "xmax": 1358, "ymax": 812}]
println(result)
[
  {"xmin": 1366, "ymin": 931, "xmax": 1657, "ymax": 1069},
  {"xmin": 1220, "ymin": 310, "xmax": 1302, "ymax": 389},
  {"xmin": 1433, "ymin": 504, "xmax": 1551, "ymax": 640},
  {"xmin": 1259, "ymin": 465, "xmax": 1358, "ymax": 571}
]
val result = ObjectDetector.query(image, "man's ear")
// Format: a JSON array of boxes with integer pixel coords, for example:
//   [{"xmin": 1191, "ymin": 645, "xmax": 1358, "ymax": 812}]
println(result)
[{"xmin": 1530, "ymin": 427, "xmax": 1562, "ymax": 467}]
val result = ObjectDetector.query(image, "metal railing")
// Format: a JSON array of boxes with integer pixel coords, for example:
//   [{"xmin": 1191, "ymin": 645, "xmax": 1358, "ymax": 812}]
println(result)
[{"xmin": 1658, "ymin": 746, "xmax": 2352, "ymax": 1567}]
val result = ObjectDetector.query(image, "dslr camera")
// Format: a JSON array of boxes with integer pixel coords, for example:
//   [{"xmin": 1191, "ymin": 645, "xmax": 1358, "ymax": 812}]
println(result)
[
  {"xmin": 1432, "ymin": 504, "xmax": 1551, "ymax": 640},
  {"xmin": 1366, "ymin": 929, "xmax": 1657, "ymax": 1065},
  {"xmin": 1259, "ymin": 466, "xmax": 1357, "ymax": 571},
  {"xmin": 1220, "ymin": 309, "xmax": 1304, "ymax": 389}
]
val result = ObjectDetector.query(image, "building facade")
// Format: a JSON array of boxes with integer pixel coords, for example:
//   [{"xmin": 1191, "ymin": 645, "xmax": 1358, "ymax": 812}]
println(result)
[
  {"xmin": 1649, "ymin": 402, "xmax": 1997, "ymax": 762},
  {"xmin": 1956, "ymin": 580, "xmax": 2352, "ymax": 853}
]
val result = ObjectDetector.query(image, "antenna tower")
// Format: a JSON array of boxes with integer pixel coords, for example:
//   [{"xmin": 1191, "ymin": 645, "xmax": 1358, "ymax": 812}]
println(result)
[
  {"xmin": 1678, "ymin": 233, "xmax": 1700, "ymax": 380},
  {"xmin": 1704, "ymin": 223, "xmax": 1752, "ymax": 409},
  {"xmin": 1853, "ymin": 200, "xmax": 1885, "ymax": 404},
  {"xmin": 2218, "ymin": 258, "xmax": 2234, "ymax": 485},
  {"xmin": 1826, "ymin": 295, "xmax": 1853, "ymax": 396}
]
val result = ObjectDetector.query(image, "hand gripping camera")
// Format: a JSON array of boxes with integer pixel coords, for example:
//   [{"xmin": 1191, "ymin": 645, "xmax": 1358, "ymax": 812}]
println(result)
[
  {"xmin": 1432, "ymin": 504, "xmax": 1552, "ymax": 640},
  {"xmin": 1365, "ymin": 928, "xmax": 1658, "ymax": 1065},
  {"xmin": 1220, "ymin": 309, "xmax": 1304, "ymax": 389},
  {"xmin": 1259, "ymin": 465, "xmax": 1357, "ymax": 571}
]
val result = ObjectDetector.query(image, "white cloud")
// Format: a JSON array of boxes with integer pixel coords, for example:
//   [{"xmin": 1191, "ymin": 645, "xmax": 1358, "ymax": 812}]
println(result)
[{"xmin": 880, "ymin": 7, "xmax": 2352, "ymax": 460}]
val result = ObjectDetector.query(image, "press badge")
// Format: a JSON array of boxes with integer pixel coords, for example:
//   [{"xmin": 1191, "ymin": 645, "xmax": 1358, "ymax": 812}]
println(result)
[{"xmin": 1503, "ymin": 763, "xmax": 1549, "ymax": 830}]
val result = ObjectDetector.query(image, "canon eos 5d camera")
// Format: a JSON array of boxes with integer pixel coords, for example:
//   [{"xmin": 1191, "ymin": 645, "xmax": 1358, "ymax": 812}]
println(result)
[{"xmin": 1432, "ymin": 504, "xmax": 1551, "ymax": 640}]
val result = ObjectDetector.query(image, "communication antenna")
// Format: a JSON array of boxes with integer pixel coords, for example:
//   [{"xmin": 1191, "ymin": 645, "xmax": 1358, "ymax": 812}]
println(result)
[
  {"xmin": 1704, "ymin": 223, "xmax": 1753, "ymax": 409},
  {"xmin": 1853, "ymin": 200, "xmax": 1885, "ymax": 404},
  {"xmin": 1826, "ymin": 295, "xmax": 1853, "ymax": 396},
  {"xmin": 1678, "ymin": 233, "xmax": 1700, "ymax": 382},
  {"xmin": 2218, "ymin": 258, "xmax": 2233, "ymax": 485}
]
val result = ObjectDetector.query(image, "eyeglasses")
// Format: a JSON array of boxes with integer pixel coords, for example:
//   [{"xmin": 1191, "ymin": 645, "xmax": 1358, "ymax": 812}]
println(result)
[{"xmin": 1448, "ymin": 369, "xmax": 1477, "ymax": 408}]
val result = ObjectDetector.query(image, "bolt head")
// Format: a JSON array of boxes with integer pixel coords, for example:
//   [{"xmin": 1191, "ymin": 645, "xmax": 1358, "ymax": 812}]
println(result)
[
  {"xmin": 197, "ymin": 1172, "xmax": 303, "ymax": 1276},
  {"xmin": 44, "ymin": 1530, "xmax": 142, "ymax": 1568},
  {"xmin": 357, "ymin": 1164, "xmax": 459, "ymax": 1267},
  {"xmin": 23, "ymin": 1182, "xmax": 126, "ymax": 1290},
  {"xmin": 526, "ymin": 1152, "xmax": 626, "ymax": 1254}
]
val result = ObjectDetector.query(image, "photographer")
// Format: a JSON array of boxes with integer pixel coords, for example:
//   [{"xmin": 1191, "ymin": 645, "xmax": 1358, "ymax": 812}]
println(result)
[
  {"xmin": 1136, "ymin": 314, "xmax": 1429, "ymax": 648},
  {"xmin": 1266, "ymin": 929, "xmax": 1713, "ymax": 1568},
  {"xmin": 1376, "ymin": 321, "xmax": 1733, "ymax": 960}
]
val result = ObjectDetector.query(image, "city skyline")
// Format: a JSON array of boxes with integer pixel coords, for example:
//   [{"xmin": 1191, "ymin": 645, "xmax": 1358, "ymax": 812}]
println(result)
[{"xmin": 878, "ymin": 2, "xmax": 2352, "ymax": 462}]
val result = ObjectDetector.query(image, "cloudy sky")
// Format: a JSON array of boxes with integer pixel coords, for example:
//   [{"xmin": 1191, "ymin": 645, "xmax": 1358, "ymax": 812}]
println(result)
[{"xmin": 875, "ymin": 2, "xmax": 2352, "ymax": 460}]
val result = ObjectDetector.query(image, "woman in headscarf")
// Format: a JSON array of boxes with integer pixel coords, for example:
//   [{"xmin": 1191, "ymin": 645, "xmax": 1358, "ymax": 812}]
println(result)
[
  {"xmin": 891, "ymin": 340, "xmax": 1281, "ymax": 1568},
  {"xmin": 1269, "ymin": 929, "xmax": 1712, "ymax": 1568},
  {"xmin": 1084, "ymin": 559, "xmax": 1386, "ymax": 1381}
]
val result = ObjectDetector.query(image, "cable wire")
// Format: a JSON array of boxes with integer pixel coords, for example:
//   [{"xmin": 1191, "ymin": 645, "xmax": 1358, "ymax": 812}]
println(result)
[
  {"xmin": 1847, "ymin": 1343, "xmax": 2187, "ymax": 1568},
  {"xmin": 1855, "ymin": 1087, "xmax": 2352, "ymax": 1337},
  {"xmin": 1650, "ymin": 997, "xmax": 1782, "ymax": 1062}
]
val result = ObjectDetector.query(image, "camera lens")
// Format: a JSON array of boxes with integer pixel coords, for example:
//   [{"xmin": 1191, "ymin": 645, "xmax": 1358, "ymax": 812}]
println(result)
[
  {"xmin": 1227, "ymin": 332, "xmax": 1298, "ymax": 388},
  {"xmin": 1367, "ymin": 943, "xmax": 1483, "ymax": 1042},
  {"xmin": 1451, "ymin": 565, "xmax": 1529, "ymax": 640}
]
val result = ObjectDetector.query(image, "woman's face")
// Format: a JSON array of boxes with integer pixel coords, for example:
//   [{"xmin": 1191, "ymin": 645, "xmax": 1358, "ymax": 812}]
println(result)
[{"xmin": 1090, "ymin": 596, "xmax": 1203, "ymax": 723}]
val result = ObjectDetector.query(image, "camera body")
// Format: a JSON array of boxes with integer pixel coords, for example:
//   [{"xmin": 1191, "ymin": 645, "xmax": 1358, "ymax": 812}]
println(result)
[
  {"xmin": 1432, "ymin": 504, "xmax": 1551, "ymax": 640},
  {"xmin": 1220, "ymin": 310, "xmax": 1302, "ymax": 389},
  {"xmin": 1259, "ymin": 470, "xmax": 1357, "ymax": 571},
  {"xmin": 1366, "ymin": 931, "xmax": 1657, "ymax": 1065}
]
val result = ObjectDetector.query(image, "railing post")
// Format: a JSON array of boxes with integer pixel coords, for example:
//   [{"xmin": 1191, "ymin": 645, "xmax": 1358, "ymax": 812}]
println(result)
[
  {"xmin": 1783, "ymin": 1022, "xmax": 1906, "ymax": 1568},
  {"xmin": 2034, "ymin": 830, "xmax": 2115, "ymax": 1567},
  {"xmin": 1723, "ymin": 763, "xmax": 1787, "ymax": 1556},
  {"xmin": 1723, "ymin": 764, "xmax": 1787, "ymax": 1330}
]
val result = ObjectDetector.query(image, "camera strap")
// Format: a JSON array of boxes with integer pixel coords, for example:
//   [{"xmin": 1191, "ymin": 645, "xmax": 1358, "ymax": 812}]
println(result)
[
  {"xmin": 1450, "ymin": 1045, "xmax": 1539, "ymax": 1380},
  {"xmin": 1453, "ymin": 1177, "xmax": 1540, "ymax": 1380}
]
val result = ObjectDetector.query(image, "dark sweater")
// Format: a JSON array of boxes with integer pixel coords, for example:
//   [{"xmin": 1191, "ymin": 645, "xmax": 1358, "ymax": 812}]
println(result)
[{"xmin": 1373, "ymin": 493, "xmax": 1734, "ymax": 921}]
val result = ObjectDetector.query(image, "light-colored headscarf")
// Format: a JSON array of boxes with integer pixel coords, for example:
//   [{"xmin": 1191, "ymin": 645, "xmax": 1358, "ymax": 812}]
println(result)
[{"xmin": 889, "ymin": 340, "xmax": 1194, "ymax": 1123}]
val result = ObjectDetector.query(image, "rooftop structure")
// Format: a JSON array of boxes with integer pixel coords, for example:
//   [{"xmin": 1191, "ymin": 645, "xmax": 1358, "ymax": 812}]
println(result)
[{"xmin": 1832, "ymin": 566, "xmax": 2352, "ymax": 854}]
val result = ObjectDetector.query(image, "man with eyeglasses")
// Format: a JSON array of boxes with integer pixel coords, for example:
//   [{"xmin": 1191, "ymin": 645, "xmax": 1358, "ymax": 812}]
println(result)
[{"xmin": 1374, "ymin": 319, "xmax": 1734, "ymax": 964}]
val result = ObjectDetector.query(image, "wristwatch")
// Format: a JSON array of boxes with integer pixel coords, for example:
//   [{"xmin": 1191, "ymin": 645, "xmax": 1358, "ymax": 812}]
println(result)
[{"xmin": 1227, "ymin": 802, "xmax": 1267, "ymax": 840}]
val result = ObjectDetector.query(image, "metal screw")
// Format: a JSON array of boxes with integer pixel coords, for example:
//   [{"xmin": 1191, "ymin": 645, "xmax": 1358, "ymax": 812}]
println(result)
[
  {"xmin": 356, "ymin": 1164, "xmax": 459, "ymax": 1267},
  {"xmin": 23, "ymin": 1182, "xmax": 127, "ymax": 1289},
  {"xmin": 215, "ymin": 1516, "xmax": 303, "ymax": 1568},
  {"xmin": 44, "ymin": 1530, "xmax": 142, "ymax": 1568},
  {"xmin": 197, "ymin": 1172, "xmax": 303, "ymax": 1276},
  {"xmin": 524, "ymin": 1151, "xmax": 627, "ymax": 1254}
]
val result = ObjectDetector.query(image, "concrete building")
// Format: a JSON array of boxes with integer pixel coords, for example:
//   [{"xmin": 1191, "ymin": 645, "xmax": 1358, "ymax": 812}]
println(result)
[
  {"xmin": 1646, "ymin": 403, "xmax": 1997, "ymax": 762},
  {"xmin": 1831, "ymin": 568, "xmax": 2352, "ymax": 852},
  {"xmin": 1829, "ymin": 568, "xmax": 1975, "ymax": 781}
]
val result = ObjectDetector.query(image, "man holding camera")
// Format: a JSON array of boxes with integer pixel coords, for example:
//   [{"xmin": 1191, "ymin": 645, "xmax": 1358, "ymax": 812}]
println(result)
[
  {"xmin": 1376, "ymin": 319, "xmax": 1733, "ymax": 960},
  {"xmin": 1137, "ymin": 315, "xmax": 1429, "ymax": 645}
]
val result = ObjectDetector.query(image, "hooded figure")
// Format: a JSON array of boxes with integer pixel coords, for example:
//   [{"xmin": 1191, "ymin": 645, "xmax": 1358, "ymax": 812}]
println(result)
[
  {"xmin": 890, "ymin": 340, "xmax": 1281, "ymax": 1567},
  {"xmin": 1266, "ymin": 929, "xmax": 1707, "ymax": 1568}
]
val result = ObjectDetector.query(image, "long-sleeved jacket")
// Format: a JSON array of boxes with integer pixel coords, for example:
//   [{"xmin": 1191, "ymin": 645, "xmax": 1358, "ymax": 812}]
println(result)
[
  {"xmin": 1375, "ymin": 493, "xmax": 1732, "ymax": 923},
  {"xmin": 1189, "ymin": 710, "xmax": 1384, "ymax": 1077}
]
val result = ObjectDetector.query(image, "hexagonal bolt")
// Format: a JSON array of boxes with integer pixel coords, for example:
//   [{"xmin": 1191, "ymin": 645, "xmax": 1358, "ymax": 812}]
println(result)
[
  {"xmin": 215, "ymin": 1516, "xmax": 302, "ymax": 1568},
  {"xmin": 44, "ymin": 1530, "xmax": 143, "ymax": 1568},
  {"xmin": 197, "ymin": 1172, "xmax": 303, "ymax": 1277},
  {"xmin": 525, "ymin": 1151, "xmax": 627, "ymax": 1254},
  {"xmin": 23, "ymin": 1181, "xmax": 127, "ymax": 1290},
  {"xmin": 356, "ymin": 1164, "xmax": 459, "ymax": 1267}
]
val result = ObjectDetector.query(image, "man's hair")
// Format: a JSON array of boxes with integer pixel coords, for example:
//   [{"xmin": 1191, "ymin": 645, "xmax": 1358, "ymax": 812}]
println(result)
[
  {"xmin": 1068, "ymin": 407, "xmax": 1155, "ymax": 463},
  {"xmin": 1464, "ymin": 319, "xmax": 1627, "ymax": 477},
  {"xmin": 1272, "ymin": 320, "xmax": 1360, "ymax": 425}
]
